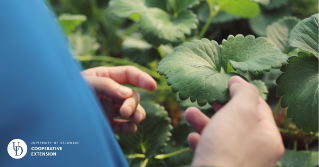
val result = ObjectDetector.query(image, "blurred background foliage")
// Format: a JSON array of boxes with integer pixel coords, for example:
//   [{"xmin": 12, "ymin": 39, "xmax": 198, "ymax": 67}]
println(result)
[{"xmin": 47, "ymin": 0, "xmax": 318, "ymax": 166}]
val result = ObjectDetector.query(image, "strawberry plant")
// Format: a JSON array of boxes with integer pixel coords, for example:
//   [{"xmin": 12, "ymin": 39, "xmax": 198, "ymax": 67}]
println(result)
[{"xmin": 51, "ymin": 0, "xmax": 318, "ymax": 166}]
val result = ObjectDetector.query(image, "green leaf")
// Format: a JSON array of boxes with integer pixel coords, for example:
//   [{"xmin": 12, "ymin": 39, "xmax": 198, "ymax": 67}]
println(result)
[
  {"xmin": 122, "ymin": 37, "xmax": 161, "ymax": 65},
  {"xmin": 109, "ymin": 0, "xmax": 166, "ymax": 19},
  {"xmin": 276, "ymin": 150, "xmax": 318, "ymax": 167},
  {"xmin": 157, "ymin": 38, "xmax": 235, "ymax": 106},
  {"xmin": 59, "ymin": 14, "xmax": 86, "ymax": 35},
  {"xmin": 266, "ymin": 0, "xmax": 288, "ymax": 10},
  {"xmin": 263, "ymin": 69, "xmax": 282, "ymax": 88},
  {"xmin": 218, "ymin": 0, "xmax": 260, "ymax": 18},
  {"xmin": 177, "ymin": 94, "xmax": 214, "ymax": 113},
  {"xmin": 171, "ymin": 123, "xmax": 195, "ymax": 146},
  {"xmin": 169, "ymin": 0, "xmax": 201, "ymax": 15},
  {"xmin": 251, "ymin": 80, "xmax": 268, "ymax": 100},
  {"xmin": 221, "ymin": 35, "xmax": 288, "ymax": 73},
  {"xmin": 266, "ymin": 16, "xmax": 300, "ymax": 54},
  {"xmin": 197, "ymin": 4, "xmax": 240, "ymax": 24},
  {"xmin": 68, "ymin": 31, "xmax": 100, "ymax": 56},
  {"xmin": 118, "ymin": 102, "xmax": 172, "ymax": 158},
  {"xmin": 252, "ymin": 0, "xmax": 269, "ymax": 6},
  {"xmin": 140, "ymin": 8, "xmax": 198, "ymax": 46},
  {"xmin": 249, "ymin": 8, "xmax": 290, "ymax": 36},
  {"xmin": 276, "ymin": 52, "xmax": 318, "ymax": 133},
  {"xmin": 288, "ymin": 13, "xmax": 319, "ymax": 58},
  {"xmin": 164, "ymin": 143, "xmax": 193, "ymax": 167}
]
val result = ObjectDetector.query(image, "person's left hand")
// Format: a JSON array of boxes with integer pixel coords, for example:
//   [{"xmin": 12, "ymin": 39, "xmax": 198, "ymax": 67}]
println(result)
[{"xmin": 82, "ymin": 66, "xmax": 157, "ymax": 135}]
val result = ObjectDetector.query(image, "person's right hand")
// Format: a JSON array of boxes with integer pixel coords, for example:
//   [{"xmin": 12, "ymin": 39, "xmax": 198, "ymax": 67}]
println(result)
[{"xmin": 185, "ymin": 76, "xmax": 284, "ymax": 167}]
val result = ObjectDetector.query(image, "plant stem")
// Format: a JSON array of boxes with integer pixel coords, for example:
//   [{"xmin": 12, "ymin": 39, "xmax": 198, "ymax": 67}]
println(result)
[
  {"xmin": 198, "ymin": 2, "xmax": 219, "ymax": 39},
  {"xmin": 273, "ymin": 99, "xmax": 281, "ymax": 118},
  {"xmin": 282, "ymin": 108, "xmax": 294, "ymax": 149},
  {"xmin": 304, "ymin": 133, "xmax": 316, "ymax": 151},
  {"xmin": 125, "ymin": 153, "xmax": 145, "ymax": 159},
  {"xmin": 154, "ymin": 147, "xmax": 190, "ymax": 159},
  {"xmin": 293, "ymin": 140, "xmax": 297, "ymax": 151},
  {"xmin": 157, "ymin": 45, "xmax": 166, "ymax": 59},
  {"xmin": 75, "ymin": 55, "xmax": 161, "ymax": 79},
  {"xmin": 141, "ymin": 158, "xmax": 149, "ymax": 167},
  {"xmin": 121, "ymin": 23, "xmax": 139, "ymax": 37}
]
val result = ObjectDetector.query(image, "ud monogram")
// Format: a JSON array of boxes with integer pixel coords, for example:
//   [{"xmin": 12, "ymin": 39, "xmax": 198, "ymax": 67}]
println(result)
[
  {"xmin": 7, "ymin": 139, "xmax": 27, "ymax": 159},
  {"xmin": 13, "ymin": 142, "xmax": 23, "ymax": 156}
]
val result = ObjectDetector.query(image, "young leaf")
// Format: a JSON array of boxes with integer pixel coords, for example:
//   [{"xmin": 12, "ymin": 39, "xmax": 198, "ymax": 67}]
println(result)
[
  {"xmin": 221, "ymin": 35, "xmax": 288, "ymax": 73},
  {"xmin": 157, "ymin": 39, "xmax": 235, "ymax": 106},
  {"xmin": 140, "ymin": 8, "xmax": 198, "ymax": 46},
  {"xmin": 275, "ymin": 150, "xmax": 318, "ymax": 167},
  {"xmin": 68, "ymin": 31, "xmax": 100, "ymax": 56},
  {"xmin": 218, "ymin": 0, "xmax": 260, "ymax": 18},
  {"xmin": 288, "ymin": 13, "xmax": 319, "ymax": 58},
  {"xmin": 266, "ymin": 16, "xmax": 300, "ymax": 54},
  {"xmin": 59, "ymin": 14, "xmax": 86, "ymax": 35},
  {"xmin": 122, "ymin": 37, "xmax": 161, "ymax": 65},
  {"xmin": 266, "ymin": 0, "xmax": 288, "ymax": 10},
  {"xmin": 249, "ymin": 8, "xmax": 290, "ymax": 37},
  {"xmin": 276, "ymin": 52, "xmax": 318, "ymax": 133},
  {"xmin": 117, "ymin": 102, "xmax": 172, "ymax": 158},
  {"xmin": 251, "ymin": 80, "xmax": 268, "ymax": 100}
]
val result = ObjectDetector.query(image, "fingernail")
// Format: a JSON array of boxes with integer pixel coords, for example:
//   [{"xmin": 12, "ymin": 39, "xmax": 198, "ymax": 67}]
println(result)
[{"xmin": 119, "ymin": 86, "xmax": 132, "ymax": 97}]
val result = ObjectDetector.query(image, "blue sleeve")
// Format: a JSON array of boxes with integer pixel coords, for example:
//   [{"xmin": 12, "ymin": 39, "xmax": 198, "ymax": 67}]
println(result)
[{"xmin": 0, "ymin": 1, "xmax": 128, "ymax": 167}]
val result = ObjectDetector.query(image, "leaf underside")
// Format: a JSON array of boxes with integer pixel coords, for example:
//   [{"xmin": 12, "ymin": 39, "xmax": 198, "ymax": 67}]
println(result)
[
  {"xmin": 118, "ymin": 102, "xmax": 172, "ymax": 158},
  {"xmin": 288, "ymin": 13, "xmax": 319, "ymax": 58},
  {"xmin": 266, "ymin": 16, "xmax": 300, "ymax": 54},
  {"xmin": 276, "ymin": 52, "xmax": 318, "ymax": 133}
]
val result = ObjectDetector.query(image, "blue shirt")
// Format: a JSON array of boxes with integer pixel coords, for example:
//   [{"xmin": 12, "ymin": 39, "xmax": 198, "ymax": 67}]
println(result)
[{"xmin": 0, "ymin": 1, "xmax": 128, "ymax": 166}]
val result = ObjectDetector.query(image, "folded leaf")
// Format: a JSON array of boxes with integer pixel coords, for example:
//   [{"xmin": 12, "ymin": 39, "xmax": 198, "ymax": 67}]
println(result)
[
  {"xmin": 266, "ymin": 16, "xmax": 300, "ymax": 54},
  {"xmin": 288, "ymin": 13, "xmax": 319, "ymax": 58},
  {"xmin": 251, "ymin": 80, "xmax": 268, "ymax": 100}
]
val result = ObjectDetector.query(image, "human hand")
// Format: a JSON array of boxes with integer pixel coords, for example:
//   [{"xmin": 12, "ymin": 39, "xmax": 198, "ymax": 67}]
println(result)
[
  {"xmin": 185, "ymin": 76, "xmax": 284, "ymax": 167},
  {"xmin": 82, "ymin": 66, "xmax": 156, "ymax": 135}
]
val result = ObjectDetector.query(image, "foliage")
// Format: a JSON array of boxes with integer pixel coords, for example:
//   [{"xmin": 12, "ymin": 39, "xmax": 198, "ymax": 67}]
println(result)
[
  {"xmin": 50, "ymin": 0, "xmax": 319, "ymax": 166},
  {"xmin": 276, "ymin": 14, "xmax": 319, "ymax": 133},
  {"xmin": 276, "ymin": 150, "xmax": 319, "ymax": 167},
  {"xmin": 157, "ymin": 35, "xmax": 286, "ymax": 106}
]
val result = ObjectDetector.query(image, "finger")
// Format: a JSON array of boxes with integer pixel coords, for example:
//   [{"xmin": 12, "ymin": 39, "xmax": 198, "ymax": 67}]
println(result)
[
  {"xmin": 257, "ymin": 97, "xmax": 278, "ymax": 131},
  {"xmin": 112, "ymin": 119, "xmax": 137, "ymax": 135},
  {"xmin": 211, "ymin": 102, "xmax": 225, "ymax": 112},
  {"xmin": 188, "ymin": 132, "xmax": 201, "ymax": 152},
  {"xmin": 120, "ymin": 90, "xmax": 140, "ymax": 119},
  {"xmin": 185, "ymin": 107, "xmax": 210, "ymax": 134},
  {"xmin": 226, "ymin": 76, "xmax": 260, "ymax": 122},
  {"xmin": 83, "ymin": 66, "xmax": 157, "ymax": 91},
  {"xmin": 98, "ymin": 95, "xmax": 114, "ymax": 121},
  {"xmin": 84, "ymin": 76, "xmax": 133, "ymax": 99},
  {"xmin": 130, "ymin": 104, "xmax": 146, "ymax": 124}
]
